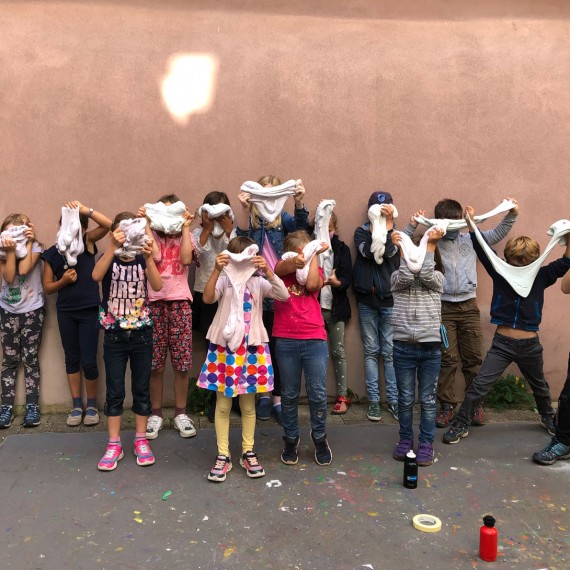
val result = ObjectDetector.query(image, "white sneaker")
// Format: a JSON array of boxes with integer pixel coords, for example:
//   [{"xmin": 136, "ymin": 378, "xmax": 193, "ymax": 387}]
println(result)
[
  {"xmin": 173, "ymin": 413, "xmax": 197, "ymax": 438},
  {"xmin": 146, "ymin": 415, "xmax": 163, "ymax": 439}
]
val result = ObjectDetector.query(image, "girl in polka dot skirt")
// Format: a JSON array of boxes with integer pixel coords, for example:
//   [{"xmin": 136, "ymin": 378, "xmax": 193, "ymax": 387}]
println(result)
[{"xmin": 197, "ymin": 236, "xmax": 289, "ymax": 482}]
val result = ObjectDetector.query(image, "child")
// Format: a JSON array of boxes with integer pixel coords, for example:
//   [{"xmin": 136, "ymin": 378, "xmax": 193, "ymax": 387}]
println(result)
[
  {"xmin": 93, "ymin": 212, "xmax": 162, "ymax": 471},
  {"xmin": 406, "ymin": 199, "xmax": 518, "ymax": 429},
  {"xmin": 138, "ymin": 195, "xmax": 196, "ymax": 440},
  {"xmin": 273, "ymin": 230, "xmax": 332, "ymax": 466},
  {"xmin": 390, "ymin": 228, "xmax": 445, "ymax": 466},
  {"xmin": 353, "ymin": 191, "xmax": 400, "ymax": 422},
  {"xmin": 443, "ymin": 206, "xmax": 570, "ymax": 445},
  {"xmin": 236, "ymin": 176, "xmax": 308, "ymax": 422},
  {"xmin": 197, "ymin": 236, "xmax": 289, "ymax": 482},
  {"xmin": 533, "ymin": 270, "xmax": 570, "ymax": 465},
  {"xmin": 318, "ymin": 212, "xmax": 353, "ymax": 414},
  {"xmin": 0, "ymin": 214, "xmax": 44, "ymax": 428},
  {"xmin": 42, "ymin": 201, "xmax": 112, "ymax": 426}
]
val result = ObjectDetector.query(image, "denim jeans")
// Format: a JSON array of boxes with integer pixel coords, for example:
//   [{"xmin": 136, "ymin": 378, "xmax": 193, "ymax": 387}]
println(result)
[
  {"xmin": 557, "ymin": 353, "xmax": 570, "ymax": 445},
  {"xmin": 455, "ymin": 333, "xmax": 554, "ymax": 425},
  {"xmin": 275, "ymin": 338, "xmax": 328, "ymax": 440},
  {"xmin": 103, "ymin": 327, "xmax": 153, "ymax": 417},
  {"xmin": 394, "ymin": 341, "xmax": 441, "ymax": 444},
  {"xmin": 357, "ymin": 302, "xmax": 398, "ymax": 403},
  {"xmin": 322, "ymin": 309, "xmax": 347, "ymax": 397}
]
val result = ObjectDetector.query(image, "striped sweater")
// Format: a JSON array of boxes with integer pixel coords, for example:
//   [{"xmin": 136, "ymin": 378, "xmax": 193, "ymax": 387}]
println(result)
[{"xmin": 390, "ymin": 252, "xmax": 444, "ymax": 343}]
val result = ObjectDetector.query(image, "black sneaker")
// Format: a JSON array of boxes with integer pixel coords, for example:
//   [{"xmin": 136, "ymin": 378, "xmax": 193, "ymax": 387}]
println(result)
[
  {"xmin": 540, "ymin": 415, "xmax": 556, "ymax": 436},
  {"xmin": 311, "ymin": 430, "xmax": 332, "ymax": 466},
  {"xmin": 0, "ymin": 404, "xmax": 13, "ymax": 429},
  {"xmin": 386, "ymin": 402, "xmax": 399, "ymax": 421},
  {"xmin": 281, "ymin": 436, "xmax": 300, "ymax": 465},
  {"xmin": 442, "ymin": 420, "xmax": 469, "ymax": 444},
  {"xmin": 532, "ymin": 437, "xmax": 570, "ymax": 465},
  {"xmin": 21, "ymin": 403, "xmax": 40, "ymax": 427}
]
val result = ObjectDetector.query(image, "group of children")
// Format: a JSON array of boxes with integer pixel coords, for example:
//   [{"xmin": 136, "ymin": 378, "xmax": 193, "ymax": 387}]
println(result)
[{"xmin": 0, "ymin": 182, "xmax": 569, "ymax": 481}]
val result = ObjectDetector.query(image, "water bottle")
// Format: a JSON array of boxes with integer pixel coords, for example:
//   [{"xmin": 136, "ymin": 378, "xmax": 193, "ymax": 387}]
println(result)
[
  {"xmin": 479, "ymin": 515, "xmax": 498, "ymax": 561},
  {"xmin": 403, "ymin": 450, "xmax": 418, "ymax": 489}
]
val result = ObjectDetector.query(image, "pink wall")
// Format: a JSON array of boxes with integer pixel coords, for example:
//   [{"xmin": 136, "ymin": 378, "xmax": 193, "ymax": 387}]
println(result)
[{"xmin": 1, "ymin": 1, "xmax": 569, "ymax": 406}]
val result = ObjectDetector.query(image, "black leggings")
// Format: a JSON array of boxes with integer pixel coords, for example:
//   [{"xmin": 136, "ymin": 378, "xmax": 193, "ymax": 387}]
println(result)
[{"xmin": 557, "ymin": 353, "xmax": 570, "ymax": 445}]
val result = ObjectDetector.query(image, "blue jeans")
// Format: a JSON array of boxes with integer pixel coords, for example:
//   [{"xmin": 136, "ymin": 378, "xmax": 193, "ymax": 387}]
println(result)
[
  {"xmin": 275, "ymin": 338, "xmax": 328, "ymax": 440},
  {"xmin": 357, "ymin": 303, "xmax": 398, "ymax": 403},
  {"xmin": 103, "ymin": 328, "xmax": 153, "ymax": 417},
  {"xmin": 394, "ymin": 341, "xmax": 441, "ymax": 444}
]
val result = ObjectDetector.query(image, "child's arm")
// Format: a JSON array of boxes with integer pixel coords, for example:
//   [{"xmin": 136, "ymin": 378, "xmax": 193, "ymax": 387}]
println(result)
[
  {"xmin": 203, "ymin": 253, "xmax": 229, "ymax": 303},
  {"xmin": 325, "ymin": 243, "xmax": 352, "ymax": 292},
  {"xmin": 562, "ymin": 270, "xmax": 570, "ymax": 294},
  {"xmin": 17, "ymin": 225, "xmax": 41, "ymax": 276},
  {"xmin": 143, "ymin": 240, "xmax": 162, "ymax": 292},
  {"xmin": 92, "ymin": 228, "xmax": 123, "ymax": 282},
  {"xmin": 66, "ymin": 201, "xmax": 112, "ymax": 244},
  {"xmin": 389, "ymin": 232, "xmax": 415, "ymax": 291},
  {"xmin": 305, "ymin": 255, "xmax": 324, "ymax": 292},
  {"xmin": 137, "ymin": 206, "xmax": 161, "ymax": 259},
  {"xmin": 402, "ymin": 209, "xmax": 425, "ymax": 238},
  {"xmin": 274, "ymin": 251, "xmax": 305, "ymax": 277},
  {"xmin": 42, "ymin": 262, "xmax": 77, "ymax": 294},
  {"xmin": 254, "ymin": 256, "xmax": 289, "ymax": 301},
  {"xmin": 0, "ymin": 237, "xmax": 17, "ymax": 284},
  {"xmin": 418, "ymin": 229, "xmax": 445, "ymax": 292},
  {"xmin": 235, "ymin": 191, "xmax": 252, "ymax": 232},
  {"xmin": 480, "ymin": 197, "xmax": 519, "ymax": 245},
  {"xmin": 179, "ymin": 210, "xmax": 195, "ymax": 266},
  {"xmin": 539, "ymin": 238, "xmax": 570, "ymax": 289},
  {"xmin": 465, "ymin": 206, "xmax": 499, "ymax": 279}
]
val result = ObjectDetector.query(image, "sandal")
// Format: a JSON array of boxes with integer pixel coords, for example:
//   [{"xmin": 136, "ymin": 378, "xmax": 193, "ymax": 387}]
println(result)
[{"xmin": 331, "ymin": 395, "xmax": 350, "ymax": 415}]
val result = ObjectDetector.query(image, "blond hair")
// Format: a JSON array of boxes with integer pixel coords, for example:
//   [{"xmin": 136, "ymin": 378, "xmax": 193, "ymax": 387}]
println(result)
[
  {"xmin": 250, "ymin": 175, "xmax": 283, "ymax": 230},
  {"xmin": 504, "ymin": 236, "xmax": 540, "ymax": 267},
  {"xmin": 282, "ymin": 230, "xmax": 311, "ymax": 254}
]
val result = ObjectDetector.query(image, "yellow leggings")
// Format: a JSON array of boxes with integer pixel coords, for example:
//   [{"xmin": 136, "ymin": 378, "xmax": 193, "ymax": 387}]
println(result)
[{"xmin": 215, "ymin": 392, "xmax": 256, "ymax": 457}]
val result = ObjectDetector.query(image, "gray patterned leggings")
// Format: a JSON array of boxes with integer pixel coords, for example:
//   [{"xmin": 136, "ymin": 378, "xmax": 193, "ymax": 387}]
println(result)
[{"xmin": 0, "ymin": 307, "xmax": 45, "ymax": 406}]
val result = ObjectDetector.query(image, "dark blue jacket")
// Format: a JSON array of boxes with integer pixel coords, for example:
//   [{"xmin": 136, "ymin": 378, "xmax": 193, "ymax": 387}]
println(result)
[{"xmin": 471, "ymin": 233, "xmax": 570, "ymax": 331}]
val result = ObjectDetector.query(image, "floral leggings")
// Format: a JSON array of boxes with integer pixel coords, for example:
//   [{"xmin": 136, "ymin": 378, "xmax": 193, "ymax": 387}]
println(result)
[{"xmin": 0, "ymin": 307, "xmax": 45, "ymax": 406}]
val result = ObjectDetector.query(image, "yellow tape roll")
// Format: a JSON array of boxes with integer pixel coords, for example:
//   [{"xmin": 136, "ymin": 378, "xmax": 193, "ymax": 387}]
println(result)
[{"xmin": 413, "ymin": 514, "xmax": 442, "ymax": 533}]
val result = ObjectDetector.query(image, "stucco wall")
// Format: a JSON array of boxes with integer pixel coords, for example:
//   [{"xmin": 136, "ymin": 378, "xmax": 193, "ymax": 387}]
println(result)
[{"xmin": 1, "ymin": 0, "xmax": 569, "ymax": 407}]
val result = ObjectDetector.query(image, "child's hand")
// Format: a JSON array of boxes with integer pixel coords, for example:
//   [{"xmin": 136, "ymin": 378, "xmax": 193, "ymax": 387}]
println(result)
[
  {"xmin": 295, "ymin": 249, "xmax": 306, "ymax": 269},
  {"xmin": 506, "ymin": 197, "xmax": 519, "ymax": 215},
  {"xmin": 182, "ymin": 210, "xmax": 195, "ymax": 227},
  {"xmin": 238, "ymin": 191, "xmax": 251, "ymax": 209},
  {"xmin": 294, "ymin": 180, "xmax": 305, "ymax": 206},
  {"xmin": 0, "ymin": 237, "xmax": 16, "ymax": 251},
  {"xmin": 253, "ymin": 255, "xmax": 269, "ymax": 274},
  {"xmin": 214, "ymin": 253, "xmax": 230, "ymax": 271},
  {"xmin": 428, "ymin": 227, "xmax": 445, "ymax": 243},
  {"xmin": 110, "ymin": 228, "xmax": 125, "ymax": 248},
  {"xmin": 410, "ymin": 210, "xmax": 425, "ymax": 227},
  {"xmin": 61, "ymin": 268, "xmax": 78, "ymax": 284},
  {"xmin": 325, "ymin": 269, "xmax": 341, "ymax": 288},
  {"xmin": 464, "ymin": 206, "xmax": 476, "ymax": 229},
  {"xmin": 201, "ymin": 211, "xmax": 215, "ymax": 231},
  {"xmin": 142, "ymin": 240, "xmax": 154, "ymax": 259},
  {"xmin": 317, "ymin": 242, "xmax": 329, "ymax": 255},
  {"xmin": 219, "ymin": 213, "xmax": 233, "ymax": 234},
  {"xmin": 391, "ymin": 232, "xmax": 402, "ymax": 248},
  {"xmin": 381, "ymin": 204, "xmax": 395, "ymax": 221},
  {"xmin": 136, "ymin": 206, "xmax": 147, "ymax": 219},
  {"xmin": 23, "ymin": 224, "xmax": 35, "ymax": 243},
  {"xmin": 65, "ymin": 200, "xmax": 85, "ymax": 212}
]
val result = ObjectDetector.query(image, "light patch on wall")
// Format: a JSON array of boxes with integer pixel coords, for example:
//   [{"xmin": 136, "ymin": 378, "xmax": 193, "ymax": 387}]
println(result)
[{"xmin": 160, "ymin": 53, "xmax": 218, "ymax": 125}]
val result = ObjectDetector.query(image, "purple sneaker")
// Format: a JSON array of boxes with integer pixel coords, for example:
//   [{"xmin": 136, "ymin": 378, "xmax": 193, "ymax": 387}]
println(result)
[
  {"xmin": 393, "ymin": 439, "xmax": 413, "ymax": 461},
  {"xmin": 417, "ymin": 442, "xmax": 435, "ymax": 466}
]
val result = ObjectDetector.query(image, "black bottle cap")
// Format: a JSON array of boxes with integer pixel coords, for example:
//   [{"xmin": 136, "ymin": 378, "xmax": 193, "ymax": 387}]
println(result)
[{"xmin": 483, "ymin": 515, "xmax": 496, "ymax": 527}]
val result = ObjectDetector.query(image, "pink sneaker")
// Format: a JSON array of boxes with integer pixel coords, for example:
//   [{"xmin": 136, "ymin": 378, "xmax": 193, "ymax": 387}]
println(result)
[
  {"xmin": 98, "ymin": 443, "xmax": 124, "ymax": 471},
  {"xmin": 133, "ymin": 438, "xmax": 155, "ymax": 466}
]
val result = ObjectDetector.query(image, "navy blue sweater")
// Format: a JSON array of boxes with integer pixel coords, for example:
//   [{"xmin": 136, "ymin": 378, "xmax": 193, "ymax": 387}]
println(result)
[{"xmin": 471, "ymin": 233, "xmax": 570, "ymax": 331}]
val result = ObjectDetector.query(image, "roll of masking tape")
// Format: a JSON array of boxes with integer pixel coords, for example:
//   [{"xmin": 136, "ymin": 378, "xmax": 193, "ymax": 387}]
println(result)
[{"xmin": 413, "ymin": 514, "xmax": 442, "ymax": 533}]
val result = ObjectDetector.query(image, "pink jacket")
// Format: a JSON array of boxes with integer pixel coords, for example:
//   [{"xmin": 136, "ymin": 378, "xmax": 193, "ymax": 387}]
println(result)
[{"xmin": 206, "ymin": 274, "xmax": 289, "ymax": 346}]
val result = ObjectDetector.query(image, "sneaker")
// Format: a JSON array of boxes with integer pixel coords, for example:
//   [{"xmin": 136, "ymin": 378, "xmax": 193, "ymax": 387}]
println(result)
[
  {"xmin": 442, "ymin": 420, "xmax": 469, "ymax": 444},
  {"xmin": 417, "ymin": 442, "xmax": 435, "ymax": 466},
  {"xmin": 540, "ymin": 415, "xmax": 556, "ymax": 436},
  {"xmin": 393, "ymin": 438, "xmax": 413, "ymax": 461},
  {"xmin": 97, "ymin": 443, "xmax": 124, "ymax": 471},
  {"xmin": 271, "ymin": 404, "xmax": 283, "ymax": 425},
  {"xmin": 256, "ymin": 397, "xmax": 271, "ymax": 421},
  {"xmin": 532, "ymin": 437, "xmax": 570, "ymax": 465},
  {"xmin": 133, "ymin": 438, "xmax": 155, "ymax": 466},
  {"xmin": 21, "ymin": 403, "xmax": 40, "ymax": 427},
  {"xmin": 281, "ymin": 436, "xmax": 300, "ymax": 465},
  {"xmin": 367, "ymin": 402, "xmax": 382, "ymax": 422},
  {"xmin": 145, "ymin": 415, "xmax": 163, "ymax": 439},
  {"xmin": 66, "ymin": 407, "xmax": 83, "ymax": 427},
  {"xmin": 240, "ymin": 451, "xmax": 266, "ymax": 478},
  {"xmin": 471, "ymin": 404, "xmax": 485, "ymax": 426},
  {"xmin": 173, "ymin": 413, "xmax": 197, "ymax": 438},
  {"xmin": 208, "ymin": 454, "xmax": 232, "ymax": 482},
  {"xmin": 387, "ymin": 402, "xmax": 399, "ymax": 421},
  {"xmin": 436, "ymin": 404, "xmax": 455, "ymax": 428},
  {"xmin": 83, "ymin": 407, "xmax": 100, "ymax": 426},
  {"xmin": 311, "ymin": 430, "xmax": 332, "ymax": 466},
  {"xmin": 0, "ymin": 404, "xmax": 14, "ymax": 429}
]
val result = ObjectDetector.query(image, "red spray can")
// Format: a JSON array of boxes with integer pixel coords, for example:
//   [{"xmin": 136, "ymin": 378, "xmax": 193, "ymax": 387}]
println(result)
[{"xmin": 479, "ymin": 515, "xmax": 498, "ymax": 562}]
